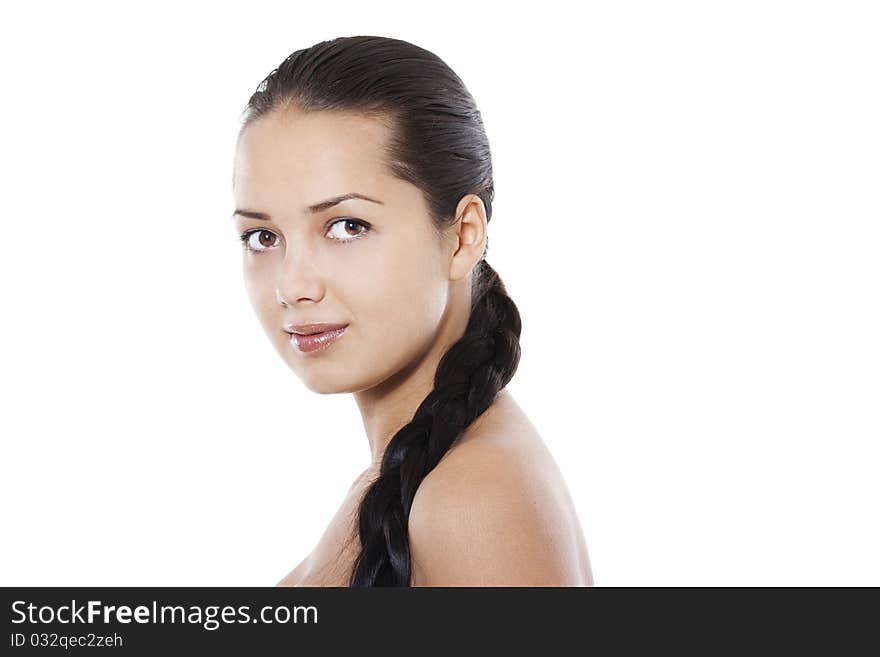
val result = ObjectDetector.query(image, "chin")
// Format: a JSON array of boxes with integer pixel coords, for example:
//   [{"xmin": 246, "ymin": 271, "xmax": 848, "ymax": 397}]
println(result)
[
  {"xmin": 294, "ymin": 364, "xmax": 363, "ymax": 395},
  {"xmin": 301, "ymin": 378, "xmax": 348, "ymax": 395}
]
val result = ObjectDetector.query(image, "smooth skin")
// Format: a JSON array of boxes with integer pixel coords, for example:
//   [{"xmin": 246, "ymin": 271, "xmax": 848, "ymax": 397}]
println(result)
[{"xmin": 232, "ymin": 107, "xmax": 593, "ymax": 586}]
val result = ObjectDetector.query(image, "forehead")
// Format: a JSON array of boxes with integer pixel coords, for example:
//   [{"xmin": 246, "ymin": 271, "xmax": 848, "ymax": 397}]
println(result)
[{"xmin": 233, "ymin": 109, "xmax": 393, "ymax": 206}]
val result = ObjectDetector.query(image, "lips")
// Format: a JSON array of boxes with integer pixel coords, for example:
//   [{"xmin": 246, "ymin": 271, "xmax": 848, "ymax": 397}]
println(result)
[
  {"xmin": 288, "ymin": 326, "xmax": 347, "ymax": 353},
  {"xmin": 283, "ymin": 322, "xmax": 349, "ymax": 336}
]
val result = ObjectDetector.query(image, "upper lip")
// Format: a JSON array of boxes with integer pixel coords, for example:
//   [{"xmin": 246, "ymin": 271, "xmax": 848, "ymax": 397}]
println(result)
[{"xmin": 283, "ymin": 322, "xmax": 349, "ymax": 336}]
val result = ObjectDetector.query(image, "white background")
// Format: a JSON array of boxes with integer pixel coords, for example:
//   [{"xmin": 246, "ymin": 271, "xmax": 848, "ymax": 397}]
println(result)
[{"xmin": 1, "ymin": 1, "xmax": 877, "ymax": 586}]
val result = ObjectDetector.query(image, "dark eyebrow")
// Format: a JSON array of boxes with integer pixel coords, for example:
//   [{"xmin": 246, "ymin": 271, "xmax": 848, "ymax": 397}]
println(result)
[{"xmin": 233, "ymin": 192, "xmax": 384, "ymax": 221}]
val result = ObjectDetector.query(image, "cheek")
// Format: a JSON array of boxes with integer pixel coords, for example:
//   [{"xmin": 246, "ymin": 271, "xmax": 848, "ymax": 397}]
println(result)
[
  {"xmin": 354, "ymin": 247, "xmax": 447, "ymax": 341},
  {"xmin": 244, "ymin": 269, "xmax": 266, "ymax": 307},
  {"xmin": 242, "ymin": 265, "xmax": 281, "ymax": 335},
  {"xmin": 243, "ymin": 271, "xmax": 261, "ymax": 306}
]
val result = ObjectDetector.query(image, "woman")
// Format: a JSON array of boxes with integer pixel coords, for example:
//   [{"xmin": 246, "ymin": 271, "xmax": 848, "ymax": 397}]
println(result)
[{"xmin": 231, "ymin": 35, "xmax": 593, "ymax": 586}]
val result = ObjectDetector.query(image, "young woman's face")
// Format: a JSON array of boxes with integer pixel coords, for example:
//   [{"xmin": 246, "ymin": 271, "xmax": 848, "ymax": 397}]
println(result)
[{"xmin": 232, "ymin": 109, "xmax": 454, "ymax": 394}]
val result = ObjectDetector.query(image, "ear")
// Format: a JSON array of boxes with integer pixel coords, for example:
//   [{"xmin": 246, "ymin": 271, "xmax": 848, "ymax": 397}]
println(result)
[{"xmin": 449, "ymin": 193, "xmax": 488, "ymax": 282}]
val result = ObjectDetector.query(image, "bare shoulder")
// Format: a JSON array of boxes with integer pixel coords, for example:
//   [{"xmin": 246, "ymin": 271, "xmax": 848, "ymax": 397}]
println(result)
[
  {"xmin": 409, "ymin": 398, "xmax": 590, "ymax": 586},
  {"xmin": 276, "ymin": 555, "xmax": 310, "ymax": 587}
]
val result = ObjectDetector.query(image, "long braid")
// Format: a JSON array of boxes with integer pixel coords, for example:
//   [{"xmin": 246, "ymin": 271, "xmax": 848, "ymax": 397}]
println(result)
[{"xmin": 349, "ymin": 260, "xmax": 522, "ymax": 586}]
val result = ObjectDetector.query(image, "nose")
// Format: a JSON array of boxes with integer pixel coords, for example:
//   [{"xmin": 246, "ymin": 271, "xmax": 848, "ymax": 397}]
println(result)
[{"xmin": 275, "ymin": 245, "xmax": 326, "ymax": 306}]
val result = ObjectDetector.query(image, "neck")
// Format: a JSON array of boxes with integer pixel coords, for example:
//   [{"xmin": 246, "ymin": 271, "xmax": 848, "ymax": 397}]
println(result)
[{"xmin": 353, "ymin": 287, "xmax": 472, "ymax": 470}]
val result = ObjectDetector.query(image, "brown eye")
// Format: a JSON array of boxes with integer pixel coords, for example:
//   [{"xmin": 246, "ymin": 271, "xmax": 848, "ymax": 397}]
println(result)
[
  {"xmin": 327, "ymin": 218, "xmax": 371, "ymax": 242},
  {"xmin": 256, "ymin": 230, "xmax": 276, "ymax": 248},
  {"xmin": 241, "ymin": 229, "xmax": 279, "ymax": 253}
]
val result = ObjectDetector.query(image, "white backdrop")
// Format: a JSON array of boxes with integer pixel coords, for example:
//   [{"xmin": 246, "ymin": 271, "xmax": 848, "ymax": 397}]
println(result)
[{"xmin": 1, "ymin": 1, "xmax": 877, "ymax": 586}]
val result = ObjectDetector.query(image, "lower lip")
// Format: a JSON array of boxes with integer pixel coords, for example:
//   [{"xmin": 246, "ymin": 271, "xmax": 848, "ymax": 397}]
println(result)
[{"xmin": 289, "ymin": 327, "xmax": 347, "ymax": 353}]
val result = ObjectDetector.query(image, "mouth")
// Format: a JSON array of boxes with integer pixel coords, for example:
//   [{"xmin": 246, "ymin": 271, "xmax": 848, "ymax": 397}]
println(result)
[{"xmin": 287, "ymin": 326, "xmax": 348, "ymax": 353}]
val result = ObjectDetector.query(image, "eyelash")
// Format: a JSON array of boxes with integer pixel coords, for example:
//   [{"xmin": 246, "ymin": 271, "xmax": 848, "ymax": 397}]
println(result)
[{"xmin": 238, "ymin": 218, "xmax": 372, "ymax": 254}]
